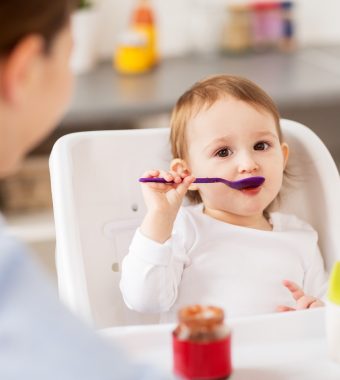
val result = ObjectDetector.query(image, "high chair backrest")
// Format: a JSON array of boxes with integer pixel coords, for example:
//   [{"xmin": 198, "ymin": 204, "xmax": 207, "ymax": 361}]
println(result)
[
  {"xmin": 277, "ymin": 121, "xmax": 340, "ymax": 274},
  {"xmin": 49, "ymin": 120, "xmax": 340, "ymax": 329}
]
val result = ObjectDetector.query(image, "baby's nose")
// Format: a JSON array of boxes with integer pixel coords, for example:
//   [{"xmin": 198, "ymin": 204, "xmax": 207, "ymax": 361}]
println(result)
[{"xmin": 237, "ymin": 153, "xmax": 259, "ymax": 173}]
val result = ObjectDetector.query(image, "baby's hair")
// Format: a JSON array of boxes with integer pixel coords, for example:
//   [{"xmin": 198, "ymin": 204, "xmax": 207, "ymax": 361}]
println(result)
[{"xmin": 170, "ymin": 74, "xmax": 283, "ymax": 204}]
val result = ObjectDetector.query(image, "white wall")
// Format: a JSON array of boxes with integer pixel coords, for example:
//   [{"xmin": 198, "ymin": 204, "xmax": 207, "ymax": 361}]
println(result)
[
  {"xmin": 296, "ymin": 0, "xmax": 340, "ymax": 45},
  {"xmin": 92, "ymin": 0, "xmax": 340, "ymax": 60}
]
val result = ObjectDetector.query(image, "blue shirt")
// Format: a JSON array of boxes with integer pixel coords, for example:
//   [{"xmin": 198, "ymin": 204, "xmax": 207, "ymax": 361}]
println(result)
[{"xmin": 0, "ymin": 217, "xmax": 173, "ymax": 379}]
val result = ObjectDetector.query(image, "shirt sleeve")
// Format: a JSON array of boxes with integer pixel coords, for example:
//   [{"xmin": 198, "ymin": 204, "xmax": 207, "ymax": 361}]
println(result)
[
  {"xmin": 303, "ymin": 243, "xmax": 329, "ymax": 300},
  {"xmin": 120, "ymin": 209, "xmax": 193, "ymax": 313}
]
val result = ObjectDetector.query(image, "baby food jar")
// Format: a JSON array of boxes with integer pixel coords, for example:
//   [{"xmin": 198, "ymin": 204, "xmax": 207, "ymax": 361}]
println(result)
[{"xmin": 173, "ymin": 305, "xmax": 232, "ymax": 379}]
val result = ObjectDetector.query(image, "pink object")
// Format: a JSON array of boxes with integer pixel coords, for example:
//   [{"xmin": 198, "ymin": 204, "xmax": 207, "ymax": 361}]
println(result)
[{"xmin": 250, "ymin": 2, "xmax": 282, "ymax": 47}]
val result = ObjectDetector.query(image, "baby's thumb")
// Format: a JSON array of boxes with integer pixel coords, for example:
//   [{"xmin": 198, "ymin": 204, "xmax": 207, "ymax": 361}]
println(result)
[{"xmin": 176, "ymin": 176, "xmax": 195, "ymax": 198}]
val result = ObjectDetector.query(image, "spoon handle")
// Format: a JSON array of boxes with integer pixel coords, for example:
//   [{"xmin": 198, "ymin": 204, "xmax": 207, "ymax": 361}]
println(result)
[
  {"xmin": 139, "ymin": 177, "xmax": 172, "ymax": 183},
  {"xmin": 138, "ymin": 177, "xmax": 222, "ymax": 184}
]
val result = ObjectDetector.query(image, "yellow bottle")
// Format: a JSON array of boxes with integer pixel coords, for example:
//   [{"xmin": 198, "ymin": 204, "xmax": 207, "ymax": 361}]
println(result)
[
  {"xmin": 326, "ymin": 261, "xmax": 340, "ymax": 363},
  {"xmin": 114, "ymin": 30, "xmax": 151, "ymax": 74},
  {"xmin": 130, "ymin": 0, "xmax": 158, "ymax": 68}
]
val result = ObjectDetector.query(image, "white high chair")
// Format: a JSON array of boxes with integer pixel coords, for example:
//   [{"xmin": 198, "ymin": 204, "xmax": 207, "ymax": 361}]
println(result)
[{"xmin": 49, "ymin": 120, "xmax": 340, "ymax": 329}]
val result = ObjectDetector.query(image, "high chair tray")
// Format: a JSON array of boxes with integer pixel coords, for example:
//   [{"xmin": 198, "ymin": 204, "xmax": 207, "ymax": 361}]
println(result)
[{"xmin": 101, "ymin": 308, "xmax": 340, "ymax": 379}]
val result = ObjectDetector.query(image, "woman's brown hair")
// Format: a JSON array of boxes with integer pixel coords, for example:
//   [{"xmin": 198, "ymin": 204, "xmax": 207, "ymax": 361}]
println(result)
[
  {"xmin": 170, "ymin": 74, "xmax": 282, "ymax": 204},
  {"xmin": 0, "ymin": 0, "xmax": 77, "ymax": 57}
]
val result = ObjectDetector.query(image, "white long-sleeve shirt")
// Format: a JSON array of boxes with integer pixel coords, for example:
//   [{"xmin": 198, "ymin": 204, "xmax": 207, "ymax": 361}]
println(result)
[{"xmin": 120, "ymin": 204, "xmax": 328, "ymax": 323}]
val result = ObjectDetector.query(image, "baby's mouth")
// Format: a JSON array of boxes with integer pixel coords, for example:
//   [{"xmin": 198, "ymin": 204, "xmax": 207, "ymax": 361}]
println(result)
[{"xmin": 240, "ymin": 185, "xmax": 262, "ymax": 195}]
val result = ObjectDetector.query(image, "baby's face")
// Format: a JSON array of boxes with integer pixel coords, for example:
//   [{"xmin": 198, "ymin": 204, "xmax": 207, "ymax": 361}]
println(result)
[{"xmin": 185, "ymin": 97, "xmax": 288, "ymax": 219}]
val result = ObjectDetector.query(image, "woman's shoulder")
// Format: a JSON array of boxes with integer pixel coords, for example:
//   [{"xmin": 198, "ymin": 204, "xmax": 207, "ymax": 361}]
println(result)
[{"xmin": 270, "ymin": 212, "xmax": 317, "ymax": 234}]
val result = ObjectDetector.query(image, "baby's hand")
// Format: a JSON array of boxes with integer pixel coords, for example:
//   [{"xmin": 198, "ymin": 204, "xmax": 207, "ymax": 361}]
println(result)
[
  {"xmin": 276, "ymin": 279, "xmax": 324, "ymax": 312},
  {"xmin": 139, "ymin": 169, "xmax": 195, "ymax": 243},
  {"xmin": 140, "ymin": 169, "xmax": 195, "ymax": 215}
]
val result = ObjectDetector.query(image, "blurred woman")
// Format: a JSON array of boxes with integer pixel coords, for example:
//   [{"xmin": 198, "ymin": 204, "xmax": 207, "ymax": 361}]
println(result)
[{"xmin": 0, "ymin": 1, "xmax": 171, "ymax": 379}]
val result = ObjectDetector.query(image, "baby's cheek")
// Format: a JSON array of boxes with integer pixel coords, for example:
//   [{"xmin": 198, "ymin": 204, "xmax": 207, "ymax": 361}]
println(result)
[
  {"xmin": 201, "ymin": 186, "xmax": 234, "ymax": 207},
  {"xmin": 271, "ymin": 175, "xmax": 285, "ymax": 195}
]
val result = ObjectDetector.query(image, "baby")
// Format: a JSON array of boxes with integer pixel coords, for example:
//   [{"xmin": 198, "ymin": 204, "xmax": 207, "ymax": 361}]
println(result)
[{"xmin": 120, "ymin": 75, "xmax": 327, "ymax": 322}]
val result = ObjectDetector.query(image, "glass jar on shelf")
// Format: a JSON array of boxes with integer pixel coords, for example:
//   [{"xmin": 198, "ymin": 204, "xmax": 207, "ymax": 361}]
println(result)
[
  {"xmin": 250, "ymin": 1, "xmax": 282, "ymax": 51},
  {"xmin": 222, "ymin": 3, "xmax": 251, "ymax": 54},
  {"xmin": 130, "ymin": 0, "xmax": 158, "ymax": 67}
]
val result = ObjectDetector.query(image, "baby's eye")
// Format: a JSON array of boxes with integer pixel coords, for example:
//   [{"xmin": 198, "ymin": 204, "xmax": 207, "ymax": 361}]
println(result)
[
  {"xmin": 254, "ymin": 141, "xmax": 270, "ymax": 151},
  {"xmin": 216, "ymin": 147, "xmax": 232, "ymax": 157}
]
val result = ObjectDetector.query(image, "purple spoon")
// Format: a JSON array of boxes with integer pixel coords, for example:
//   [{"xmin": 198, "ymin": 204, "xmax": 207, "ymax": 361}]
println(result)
[{"xmin": 139, "ymin": 176, "xmax": 265, "ymax": 190}]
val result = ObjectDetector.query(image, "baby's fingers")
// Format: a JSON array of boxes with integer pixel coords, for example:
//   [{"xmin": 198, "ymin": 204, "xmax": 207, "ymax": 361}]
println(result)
[
  {"xmin": 142, "ymin": 169, "xmax": 160, "ymax": 178},
  {"xmin": 140, "ymin": 170, "xmax": 176, "ymax": 191},
  {"xmin": 309, "ymin": 299, "xmax": 324, "ymax": 308},
  {"xmin": 296, "ymin": 296, "xmax": 324, "ymax": 310},
  {"xmin": 276, "ymin": 305, "xmax": 295, "ymax": 312},
  {"xmin": 282, "ymin": 279, "xmax": 305, "ymax": 301},
  {"xmin": 159, "ymin": 170, "xmax": 182, "ymax": 184},
  {"xmin": 179, "ymin": 169, "xmax": 192, "ymax": 179},
  {"xmin": 175, "ymin": 176, "xmax": 196, "ymax": 198}
]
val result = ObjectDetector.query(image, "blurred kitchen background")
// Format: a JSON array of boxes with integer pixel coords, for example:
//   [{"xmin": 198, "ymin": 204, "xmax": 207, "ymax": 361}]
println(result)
[{"xmin": 1, "ymin": 0, "xmax": 339, "ymax": 280}]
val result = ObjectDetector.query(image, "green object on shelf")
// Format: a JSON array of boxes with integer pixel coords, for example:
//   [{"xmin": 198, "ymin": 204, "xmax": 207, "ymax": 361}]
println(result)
[
  {"xmin": 78, "ymin": 0, "xmax": 93, "ymax": 10},
  {"xmin": 328, "ymin": 262, "xmax": 340, "ymax": 305}
]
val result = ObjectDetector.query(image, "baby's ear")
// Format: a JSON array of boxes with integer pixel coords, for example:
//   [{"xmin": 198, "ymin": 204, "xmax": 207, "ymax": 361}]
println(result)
[
  {"xmin": 170, "ymin": 158, "xmax": 198, "ymax": 191},
  {"xmin": 281, "ymin": 142, "xmax": 289, "ymax": 169},
  {"xmin": 170, "ymin": 158, "xmax": 188, "ymax": 175}
]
